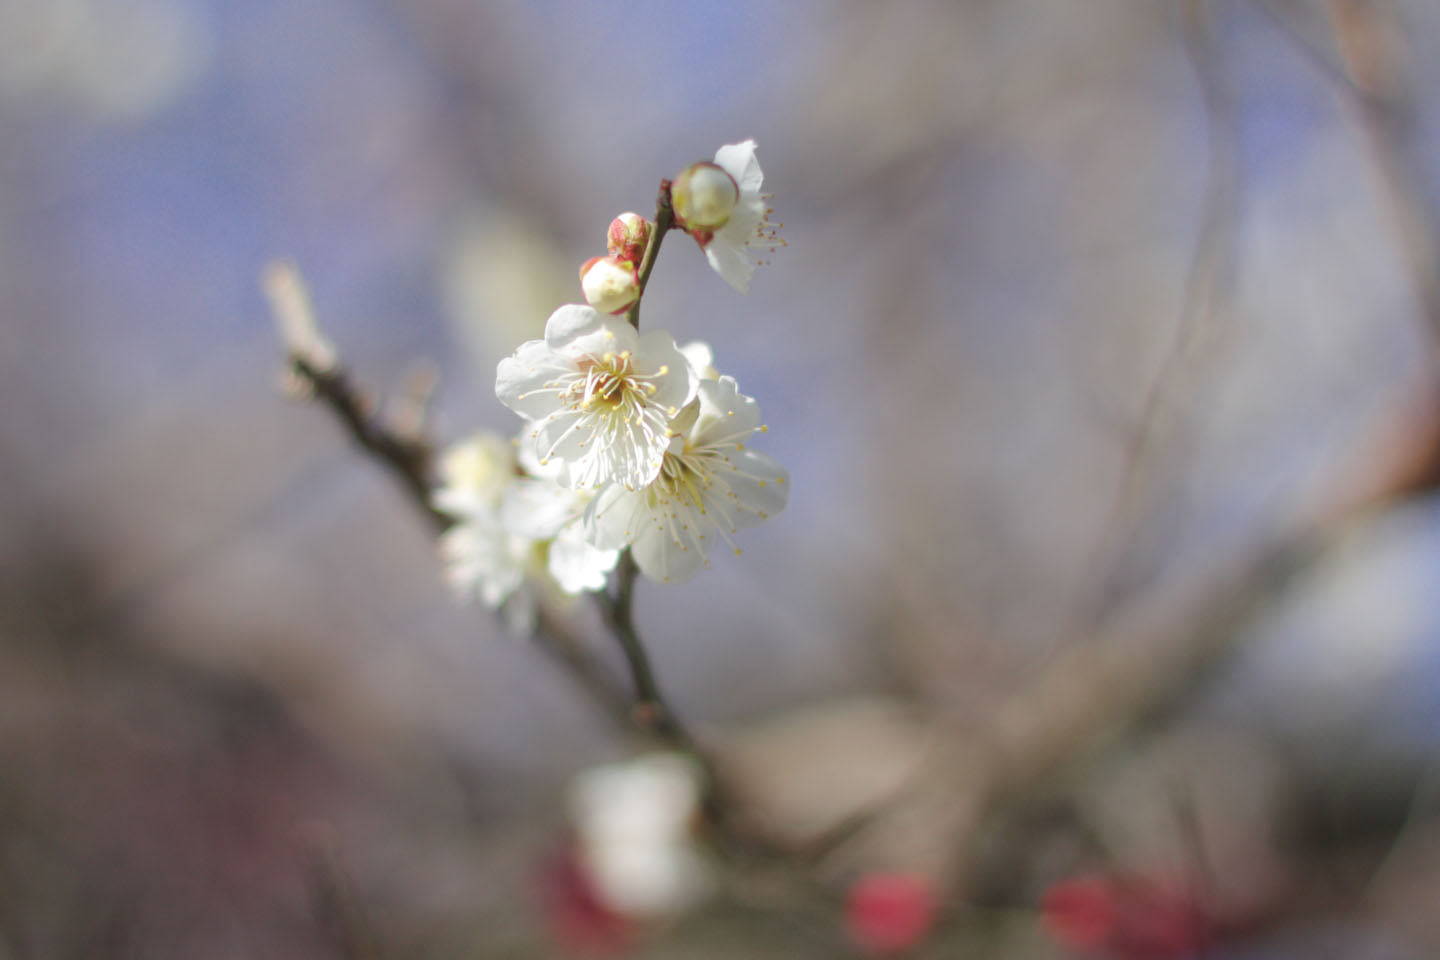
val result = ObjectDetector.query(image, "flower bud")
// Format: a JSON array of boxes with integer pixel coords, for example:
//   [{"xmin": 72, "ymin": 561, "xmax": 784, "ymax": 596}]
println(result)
[
  {"xmin": 579, "ymin": 255, "xmax": 640, "ymax": 315},
  {"xmin": 671, "ymin": 161, "xmax": 738, "ymax": 232},
  {"xmin": 607, "ymin": 212, "xmax": 652, "ymax": 264}
]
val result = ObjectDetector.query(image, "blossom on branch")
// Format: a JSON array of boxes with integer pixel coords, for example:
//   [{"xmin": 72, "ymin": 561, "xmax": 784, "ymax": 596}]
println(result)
[
  {"xmin": 675, "ymin": 140, "xmax": 783, "ymax": 294},
  {"xmin": 433, "ymin": 433, "xmax": 535, "ymax": 623},
  {"xmin": 496, "ymin": 305, "xmax": 696, "ymax": 492},
  {"xmin": 435, "ymin": 431, "xmax": 619, "ymax": 631},
  {"xmin": 585, "ymin": 375, "xmax": 788, "ymax": 583}
]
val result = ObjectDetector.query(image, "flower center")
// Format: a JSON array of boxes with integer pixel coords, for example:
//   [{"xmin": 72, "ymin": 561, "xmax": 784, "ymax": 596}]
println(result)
[
  {"xmin": 654, "ymin": 450, "xmax": 707, "ymax": 508},
  {"xmin": 565, "ymin": 350, "xmax": 667, "ymax": 416}
]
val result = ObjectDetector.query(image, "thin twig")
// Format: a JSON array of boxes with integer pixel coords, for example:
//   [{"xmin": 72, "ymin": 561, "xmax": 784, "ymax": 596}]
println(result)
[
  {"xmin": 1078, "ymin": 0, "xmax": 1241, "ymax": 623},
  {"xmin": 624, "ymin": 179, "xmax": 675, "ymax": 330},
  {"xmin": 297, "ymin": 824, "xmax": 383, "ymax": 960},
  {"xmin": 292, "ymin": 357, "xmax": 452, "ymax": 532},
  {"xmin": 593, "ymin": 553, "xmax": 694, "ymax": 745}
]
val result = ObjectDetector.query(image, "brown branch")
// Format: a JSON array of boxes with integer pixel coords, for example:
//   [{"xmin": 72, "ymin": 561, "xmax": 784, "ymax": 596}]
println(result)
[
  {"xmin": 1078, "ymin": 0, "xmax": 1242, "ymax": 622},
  {"xmin": 624, "ymin": 179, "xmax": 675, "ymax": 330},
  {"xmin": 263, "ymin": 263, "xmax": 634, "ymax": 732},
  {"xmin": 292, "ymin": 356, "xmax": 452, "ymax": 532}
]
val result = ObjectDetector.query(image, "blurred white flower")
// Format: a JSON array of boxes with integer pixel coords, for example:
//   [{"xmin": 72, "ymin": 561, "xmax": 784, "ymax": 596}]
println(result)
[
  {"xmin": 586, "ymin": 376, "xmax": 788, "ymax": 583},
  {"xmin": 686, "ymin": 140, "xmax": 783, "ymax": 294},
  {"xmin": 432, "ymin": 431, "xmax": 514, "ymax": 517},
  {"xmin": 433, "ymin": 433, "xmax": 536, "ymax": 624},
  {"xmin": 496, "ymin": 305, "xmax": 695, "ymax": 492},
  {"xmin": 435, "ymin": 431, "xmax": 620, "ymax": 622},
  {"xmin": 569, "ymin": 753, "xmax": 712, "ymax": 917},
  {"xmin": 439, "ymin": 512, "xmax": 535, "ymax": 613}
]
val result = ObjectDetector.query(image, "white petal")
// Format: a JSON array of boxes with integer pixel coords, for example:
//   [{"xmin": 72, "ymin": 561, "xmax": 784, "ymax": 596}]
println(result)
[
  {"xmin": 631, "ymin": 514, "xmax": 708, "ymax": 584},
  {"xmin": 500, "ymin": 477, "xmax": 583, "ymax": 539},
  {"xmin": 544, "ymin": 303, "xmax": 604, "ymax": 345},
  {"xmin": 635, "ymin": 329, "xmax": 699, "ymax": 410},
  {"xmin": 516, "ymin": 426, "xmax": 563, "ymax": 479},
  {"xmin": 548, "ymin": 521, "xmax": 619, "ymax": 594},
  {"xmin": 713, "ymin": 139, "xmax": 763, "ymax": 195},
  {"xmin": 439, "ymin": 521, "xmax": 529, "ymax": 609},
  {"xmin": 549, "ymin": 306, "xmax": 638, "ymax": 359},
  {"xmin": 709, "ymin": 449, "xmax": 789, "ymax": 531},
  {"xmin": 679, "ymin": 340, "xmax": 718, "ymax": 381},
  {"xmin": 496, "ymin": 339, "xmax": 576, "ymax": 421},
  {"xmin": 586, "ymin": 484, "xmax": 648, "ymax": 551},
  {"xmin": 691, "ymin": 376, "xmax": 762, "ymax": 446},
  {"xmin": 704, "ymin": 237, "xmax": 755, "ymax": 294}
]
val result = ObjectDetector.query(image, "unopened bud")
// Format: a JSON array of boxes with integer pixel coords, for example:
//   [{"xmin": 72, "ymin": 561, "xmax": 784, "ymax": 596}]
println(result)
[
  {"xmin": 580, "ymin": 256, "xmax": 640, "ymax": 314},
  {"xmin": 607, "ymin": 212, "xmax": 652, "ymax": 264},
  {"xmin": 671, "ymin": 162, "xmax": 738, "ymax": 232}
]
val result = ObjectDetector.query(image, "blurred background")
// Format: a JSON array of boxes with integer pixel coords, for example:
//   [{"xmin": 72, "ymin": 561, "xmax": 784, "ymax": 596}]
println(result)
[{"xmin": 5, "ymin": 0, "xmax": 1440, "ymax": 956}]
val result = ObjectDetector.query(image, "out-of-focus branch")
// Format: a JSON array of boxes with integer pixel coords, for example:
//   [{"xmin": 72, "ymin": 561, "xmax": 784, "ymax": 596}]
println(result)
[
  {"xmin": 1328, "ymin": 0, "xmax": 1440, "ymax": 340},
  {"xmin": 594, "ymin": 554, "xmax": 686, "ymax": 739},
  {"xmin": 1259, "ymin": 0, "xmax": 1440, "ymax": 342},
  {"xmin": 263, "ymin": 263, "xmax": 448, "ymax": 531},
  {"xmin": 1079, "ymin": 0, "xmax": 1241, "ymax": 621},
  {"xmin": 297, "ymin": 823, "xmax": 382, "ymax": 960}
]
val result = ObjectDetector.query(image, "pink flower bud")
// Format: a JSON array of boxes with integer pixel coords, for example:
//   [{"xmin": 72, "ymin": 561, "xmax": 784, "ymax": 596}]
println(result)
[
  {"xmin": 607, "ymin": 212, "xmax": 652, "ymax": 264},
  {"xmin": 579, "ymin": 256, "xmax": 640, "ymax": 315},
  {"xmin": 671, "ymin": 161, "xmax": 738, "ymax": 232}
]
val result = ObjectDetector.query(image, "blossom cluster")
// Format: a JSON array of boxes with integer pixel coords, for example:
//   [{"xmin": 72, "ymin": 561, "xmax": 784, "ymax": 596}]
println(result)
[{"xmin": 436, "ymin": 141, "xmax": 788, "ymax": 620}]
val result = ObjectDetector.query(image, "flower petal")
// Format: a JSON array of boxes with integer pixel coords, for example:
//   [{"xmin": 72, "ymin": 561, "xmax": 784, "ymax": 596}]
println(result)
[
  {"xmin": 635, "ymin": 329, "xmax": 699, "ymax": 410},
  {"xmin": 713, "ymin": 139, "xmax": 763, "ymax": 195},
  {"xmin": 691, "ymin": 375, "xmax": 762, "ymax": 446},
  {"xmin": 547, "ymin": 305, "xmax": 638, "ymax": 359},
  {"xmin": 704, "ymin": 237, "xmax": 755, "ymax": 294},
  {"xmin": 548, "ymin": 520, "xmax": 619, "ymax": 594},
  {"xmin": 585, "ymin": 484, "xmax": 647, "ymax": 551},
  {"xmin": 497, "ymin": 338, "xmax": 576, "ymax": 421},
  {"xmin": 709, "ymin": 449, "xmax": 789, "ymax": 531},
  {"xmin": 631, "ymin": 515, "xmax": 708, "ymax": 584},
  {"xmin": 500, "ymin": 476, "xmax": 583, "ymax": 539}
]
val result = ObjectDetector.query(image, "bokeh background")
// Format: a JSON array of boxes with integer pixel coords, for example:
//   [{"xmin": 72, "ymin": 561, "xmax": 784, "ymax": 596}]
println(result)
[{"xmin": 5, "ymin": 0, "xmax": 1440, "ymax": 956}]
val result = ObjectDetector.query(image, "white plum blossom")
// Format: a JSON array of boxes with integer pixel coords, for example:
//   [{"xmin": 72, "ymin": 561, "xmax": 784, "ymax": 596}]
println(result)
[
  {"xmin": 585, "ymin": 375, "xmax": 788, "ymax": 583},
  {"xmin": 497, "ymin": 304, "xmax": 696, "ymax": 492},
  {"xmin": 687, "ymin": 140, "xmax": 782, "ymax": 294},
  {"xmin": 499, "ymin": 469, "xmax": 619, "ymax": 595},
  {"xmin": 434, "ymin": 431, "xmax": 618, "ymax": 631},
  {"xmin": 569, "ymin": 753, "xmax": 712, "ymax": 916},
  {"xmin": 433, "ymin": 433, "xmax": 535, "ymax": 621}
]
